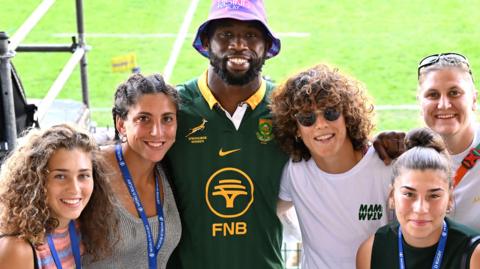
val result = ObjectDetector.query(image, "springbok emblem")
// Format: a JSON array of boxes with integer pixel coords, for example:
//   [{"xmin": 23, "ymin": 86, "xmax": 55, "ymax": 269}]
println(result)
[{"xmin": 185, "ymin": 118, "xmax": 208, "ymax": 137}]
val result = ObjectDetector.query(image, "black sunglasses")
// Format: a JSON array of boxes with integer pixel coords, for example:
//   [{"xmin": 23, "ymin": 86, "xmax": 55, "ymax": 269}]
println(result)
[
  {"xmin": 294, "ymin": 107, "xmax": 341, "ymax": 127},
  {"xmin": 417, "ymin": 52, "xmax": 471, "ymax": 78}
]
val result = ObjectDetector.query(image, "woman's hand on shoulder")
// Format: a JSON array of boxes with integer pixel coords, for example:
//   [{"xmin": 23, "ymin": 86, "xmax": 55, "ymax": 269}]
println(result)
[
  {"xmin": 356, "ymin": 235, "xmax": 374, "ymax": 269},
  {"xmin": 0, "ymin": 236, "xmax": 34, "ymax": 269}
]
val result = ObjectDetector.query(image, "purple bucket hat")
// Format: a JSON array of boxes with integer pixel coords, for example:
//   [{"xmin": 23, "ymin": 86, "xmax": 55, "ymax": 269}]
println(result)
[{"xmin": 192, "ymin": 0, "xmax": 281, "ymax": 59}]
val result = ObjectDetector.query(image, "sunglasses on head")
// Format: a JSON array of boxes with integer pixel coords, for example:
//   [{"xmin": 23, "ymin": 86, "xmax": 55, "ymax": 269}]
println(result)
[
  {"xmin": 294, "ymin": 107, "xmax": 341, "ymax": 127},
  {"xmin": 417, "ymin": 52, "xmax": 470, "ymax": 78}
]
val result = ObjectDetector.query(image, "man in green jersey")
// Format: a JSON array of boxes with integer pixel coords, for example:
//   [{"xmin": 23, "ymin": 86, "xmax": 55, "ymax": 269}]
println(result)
[{"xmin": 166, "ymin": 1, "xmax": 288, "ymax": 268}]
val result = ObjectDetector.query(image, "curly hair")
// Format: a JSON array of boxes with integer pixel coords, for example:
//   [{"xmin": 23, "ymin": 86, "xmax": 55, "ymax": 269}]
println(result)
[
  {"xmin": 112, "ymin": 73, "xmax": 179, "ymax": 140},
  {"xmin": 270, "ymin": 64, "xmax": 374, "ymax": 162},
  {"xmin": 0, "ymin": 124, "xmax": 117, "ymax": 261}
]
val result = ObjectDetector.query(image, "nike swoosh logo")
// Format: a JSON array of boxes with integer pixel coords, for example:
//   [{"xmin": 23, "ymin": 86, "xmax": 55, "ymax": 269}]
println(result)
[{"xmin": 219, "ymin": 148, "xmax": 241, "ymax": 157}]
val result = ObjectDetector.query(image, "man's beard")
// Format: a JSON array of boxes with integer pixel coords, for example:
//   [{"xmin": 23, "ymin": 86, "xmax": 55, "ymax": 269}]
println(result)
[{"xmin": 209, "ymin": 49, "xmax": 266, "ymax": 85}]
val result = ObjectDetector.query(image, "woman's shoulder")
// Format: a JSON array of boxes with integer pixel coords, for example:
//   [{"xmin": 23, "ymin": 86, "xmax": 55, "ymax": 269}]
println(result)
[
  {"xmin": 444, "ymin": 218, "xmax": 480, "ymax": 268},
  {"xmin": 447, "ymin": 218, "xmax": 480, "ymax": 238},
  {"xmin": 375, "ymin": 221, "xmax": 397, "ymax": 234},
  {"xmin": 100, "ymin": 144, "xmax": 117, "ymax": 161},
  {"xmin": 370, "ymin": 221, "xmax": 399, "ymax": 248},
  {"xmin": 357, "ymin": 235, "xmax": 375, "ymax": 269},
  {"xmin": 100, "ymin": 144, "xmax": 121, "ymax": 182},
  {"xmin": 470, "ymin": 241, "xmax": 480, "ymax": 269},
  {"xmin": 0, "ymin": 235, "xmax": 35, "ymax": 268}
]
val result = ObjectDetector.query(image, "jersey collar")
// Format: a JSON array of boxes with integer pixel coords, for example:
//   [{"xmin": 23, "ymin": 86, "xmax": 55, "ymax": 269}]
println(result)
[{"xmin": 197, "ymin": 70, "xmax": 266, "ymax": 110}]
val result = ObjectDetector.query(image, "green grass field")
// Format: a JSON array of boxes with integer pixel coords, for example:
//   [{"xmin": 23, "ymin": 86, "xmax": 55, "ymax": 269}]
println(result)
[{"xmin": 1, "ymin": 0, "xmax": 480, "ymax": 131}]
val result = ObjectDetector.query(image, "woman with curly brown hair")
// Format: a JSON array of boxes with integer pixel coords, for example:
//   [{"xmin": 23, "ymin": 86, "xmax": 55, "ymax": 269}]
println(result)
[
  {"xmin": 0, "ymin": 123, "xmax": 117, "ymax": 269},
  {"xmin": 271, "ymin": 64, "xmax": 392, "ymax": 268}
]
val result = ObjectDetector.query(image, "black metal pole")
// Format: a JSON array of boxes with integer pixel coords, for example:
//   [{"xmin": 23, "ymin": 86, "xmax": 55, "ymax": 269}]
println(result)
[
  {"xmin": 75, "ymin": 0, "xmax": 89, "ymax": 107},
  {"xmin": 0, "ymin": 32, "xmax": 17, "ymax": 150},
  {"xmin": 16, "ymin": 44, "xmax": 74, "ymax": 52}
]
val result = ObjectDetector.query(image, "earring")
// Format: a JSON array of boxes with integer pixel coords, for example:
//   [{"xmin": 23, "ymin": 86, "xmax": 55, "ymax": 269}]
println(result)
[
  {"xmin": 121, "ymin": 135, "xmax": 127, "ymax": 143},
  {"xmin": 295, "ymin": 135, "xmax": 301, "ymax": 142}
]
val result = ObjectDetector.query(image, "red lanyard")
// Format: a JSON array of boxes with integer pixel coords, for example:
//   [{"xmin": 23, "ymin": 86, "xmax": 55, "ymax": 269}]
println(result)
[{"xmin": 453, "ymin": 142, "xmax": 480, "ymax": 188}]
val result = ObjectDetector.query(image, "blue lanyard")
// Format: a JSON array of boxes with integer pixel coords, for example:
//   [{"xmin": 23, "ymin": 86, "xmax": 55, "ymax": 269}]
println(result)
[
  {"xmin": 47, "ymin": 220, "xmax": 82, "ymax": 269},
  {"xmin": 115, "ymin": 143, "xmax": 165, "ymax": 269},
  {"xmin": 398, "ymin": 220, "xmax": 448, "ymax": 269}
]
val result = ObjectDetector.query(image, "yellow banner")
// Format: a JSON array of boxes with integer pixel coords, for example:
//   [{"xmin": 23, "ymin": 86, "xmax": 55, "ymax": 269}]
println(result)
[{"xmin": 111, "ymin": 53, "xmax": 137, "ymax": 72}]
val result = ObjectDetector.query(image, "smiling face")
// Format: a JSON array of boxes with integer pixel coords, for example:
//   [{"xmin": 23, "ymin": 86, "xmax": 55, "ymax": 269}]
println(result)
[
  {"xmin": 116, "ymin": 92, "xmax": 177, "ymax": 163},
  {"xmin": 46, "ymin": 148, "xmax": 94, "ymax": 228},
  {"xmin": 392, "ymin": 169, "xmax": 452, "ymax": 247},
  {"xmin": 419, "ymin": 68, "xmax": 477, "ymax": 141},
  {"xmin": 297, "ymin": 106, "xmax": 352, "ymax": 164},
  {"xmin": 204, "ymin": 19, "xmax": 268, "ymax": 85}
]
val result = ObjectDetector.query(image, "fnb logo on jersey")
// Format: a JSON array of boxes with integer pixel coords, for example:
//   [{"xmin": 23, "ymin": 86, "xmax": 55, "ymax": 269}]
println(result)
[
  {"xmin": 358, "ymin": 204, "xmax": 383, "ymax": 221},
  {"xmin": 205, "ymin": 167, "xmax": 254, "ymax": 237}
]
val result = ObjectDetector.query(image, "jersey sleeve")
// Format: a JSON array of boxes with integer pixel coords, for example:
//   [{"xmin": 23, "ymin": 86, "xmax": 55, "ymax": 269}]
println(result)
[{"xmin": 278, "ymin": 160, "xmax": 293, "ymax": 202}]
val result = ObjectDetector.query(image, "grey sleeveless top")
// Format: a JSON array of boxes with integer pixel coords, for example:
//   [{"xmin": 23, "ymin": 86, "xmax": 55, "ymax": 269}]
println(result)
[{"xmin": 84, "ymin": 165, "xmax": 181, "ymax": 269}]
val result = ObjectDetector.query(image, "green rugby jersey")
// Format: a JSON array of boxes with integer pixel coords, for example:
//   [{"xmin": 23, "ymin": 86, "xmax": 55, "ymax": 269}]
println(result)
[{"xmin": 166, "ymin": 72, "xmax": 288, "ymax": 269}]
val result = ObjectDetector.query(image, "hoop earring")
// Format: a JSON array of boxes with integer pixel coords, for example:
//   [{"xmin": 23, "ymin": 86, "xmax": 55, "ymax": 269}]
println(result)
[
  {"xmin": 121, "ymin": 135, "xmax": 127, "ymax": 143},
  {"xmin": 295, "ymin": 135, "xmax": 301, "ymax": 143}
]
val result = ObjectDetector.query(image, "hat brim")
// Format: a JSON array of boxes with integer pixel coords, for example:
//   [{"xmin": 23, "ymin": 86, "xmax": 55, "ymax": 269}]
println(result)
[{"xmin": 192, "ymin": 18, "xmax": 281, "ymax": 59}]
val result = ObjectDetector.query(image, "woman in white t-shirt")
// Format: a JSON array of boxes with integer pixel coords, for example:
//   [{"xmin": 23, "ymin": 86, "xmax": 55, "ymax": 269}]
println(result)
[
  {"xmin": 417, "ymin": 53, "xmax": 480, "ymax": 230},
  {"xmin": 270, "ymin": 64, "xmax": 392, "ymax": 269},
  {"xmin": 375, "ymin": 52, "xmax": 480, "ymax": 231}
]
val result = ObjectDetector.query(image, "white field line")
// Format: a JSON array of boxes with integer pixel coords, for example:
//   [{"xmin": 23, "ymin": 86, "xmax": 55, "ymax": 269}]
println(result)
[
  {"xmin": 90, "ymin": 104, "xmax": 420, "ymax": 112},
  {"xmin": 9, "ymin": 0, "xmax": 55, "ymax": 50},
  {"xmin": 51, "ymin": 33, "xmax": 180, "ymax": 38},
  {"xmin": 51, "ymin": 32, "xmax": 311, "ymax": 39},
  {"xmin": 36, "ymin": 48, "xmax": 86, "ymax": 121},
  {"xmin": 375, "ymin": 104, "xmax": 418, "ymax": 110},
  {"xmin": 163, "ymin": 0, "xmax": 201, "ymax": 82}
]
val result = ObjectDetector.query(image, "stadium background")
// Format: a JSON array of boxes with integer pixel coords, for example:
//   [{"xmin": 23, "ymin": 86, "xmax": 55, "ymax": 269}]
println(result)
[
  {"xmin": 2, "ymin": 0, "xmax": 480, "ymax": 130},
  {"xmin": 2, "ymin": 1, "xmax": 480, "ymax": 267}
]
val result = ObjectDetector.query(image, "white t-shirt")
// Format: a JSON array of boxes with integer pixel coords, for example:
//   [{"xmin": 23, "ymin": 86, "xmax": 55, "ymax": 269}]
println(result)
[
  {"xmin": 279, "ymin": 147, "xmax": 392, "ymax": 269},
  {"xmin": 449, "ymin": 124, "xmax": 480, "ymax": 231}
]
